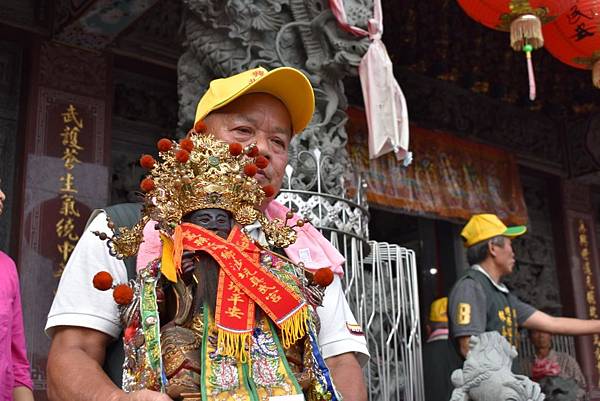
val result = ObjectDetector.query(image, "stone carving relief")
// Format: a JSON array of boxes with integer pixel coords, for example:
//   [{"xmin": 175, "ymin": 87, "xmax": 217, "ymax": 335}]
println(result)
[
  {"xmin": 178, "ymin": 0, "xmax": 371, "ymax": 196},
  {"xmin": 111, "ymin": 69, "xmax": 178, "ymax": 204},
  {"xmin": 450, "ymin": 332, "xmax": 545, "ymax": 401},
  {"xmin": 504, "ymin": 174, "xmax": 562, "ymax": 315},
  {"xmin": 394, "ymin": 67, "xmax": 566, "ymax": 172},
  {"xmin": 39, "ymin": 42, "xmax": 107, "ymax": 98}
]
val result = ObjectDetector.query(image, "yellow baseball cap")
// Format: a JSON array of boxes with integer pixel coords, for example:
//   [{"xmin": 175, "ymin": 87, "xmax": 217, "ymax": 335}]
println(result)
[
  {"xmin": 429, "ymin": 297, "xmax": 448, "ymax": 323},
  {"xmin": 461, "ymin": 213, "xmax": 527, "ymax": 247},
  {"xmin": 194, "ymin": 67, "xmax": 315, "ymax": 134}
]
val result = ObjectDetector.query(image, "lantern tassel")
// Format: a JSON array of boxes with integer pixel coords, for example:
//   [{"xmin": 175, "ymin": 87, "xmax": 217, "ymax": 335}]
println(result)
[
  {"xmin": 593, "ymin": 60, "xmax": 600, "ymax": 89},
  {"xmin": 525, "ymin": 48, "xmax": 536, "ymax": 101},
  {"xmin": 510, "ymin": 14, "xmax": 543, "ymax": 51}
]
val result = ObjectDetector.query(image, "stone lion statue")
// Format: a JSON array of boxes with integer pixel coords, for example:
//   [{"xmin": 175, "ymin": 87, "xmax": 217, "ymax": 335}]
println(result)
[{"xmin": 450, "ymin": 331, "xmax": 545, "ymax": 401}]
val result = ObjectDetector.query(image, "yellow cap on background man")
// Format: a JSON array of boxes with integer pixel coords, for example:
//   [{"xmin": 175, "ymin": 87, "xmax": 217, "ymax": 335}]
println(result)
[
  {"xmin": 194, "ymin": 67, "xmax": 315, "ymax": 134},
  {"xmin": 429, "ymin": 297, "xmax": 448, "ymax": 323},
  {"xmin": 461, "ymin": 213, "xmax": 527, "ymax": 247}
]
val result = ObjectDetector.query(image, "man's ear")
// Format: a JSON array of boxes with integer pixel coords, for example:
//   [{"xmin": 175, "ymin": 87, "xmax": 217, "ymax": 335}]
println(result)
[{"xmin": 487, "ymin": 241, "xmax": 497, "ymax": 258}]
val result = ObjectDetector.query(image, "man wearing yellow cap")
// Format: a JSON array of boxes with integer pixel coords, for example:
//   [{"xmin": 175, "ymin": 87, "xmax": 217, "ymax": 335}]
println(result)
[
  {"xmin": 449, "ymin": 213, "xmax": 600, "ymax": 369},
  {"xmin": 422, "ymin": 297, "xmax": 461, "ymax": 401},
  {"xmin": 45, "ymin": 67, "xmax": 369, "ymax": 401}
]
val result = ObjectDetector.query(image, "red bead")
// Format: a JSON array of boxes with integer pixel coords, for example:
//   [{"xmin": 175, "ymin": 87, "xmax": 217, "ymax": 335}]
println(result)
[
  {"xmin": 139, "ymin": 154, "xmax": 156, "ymax": 169},
  {"xmin": 244, "ymin": 163, "xmax": 258, "ymax": 177},
  {"xmin": 92, "ymin": 271, "xmax": 113, "ymax": 291},
  {"xmin": 140, "ymin": 178, "xmax": 155, "ymax": 192},
  {"xmin": 179, "ymin": 138, "xmax": 194, "ymax": 152},
  {"xmin": 113, "ymin": 284, "xmax": 134, "ymax": 305},
  {"xmin": 157, "ymin": 138, "xmax": 173, "ymax": 152},
  {"xmin": 262, "ymin": 184, "xmax": 276, "ymax": 198},
  {"xmin": 255, "ymin": 155, "xmax": 269, "ymax": 169},
  {"xmin": 314, "ymin": 268, "xmax": 334, "ymax": 287},
  {"xmin": 247, "ymin": 146, "xmax": 259, "ymax": 157},
  {"xmin": 229, "ymin": 142, "xmax": 243, "ymax": 156},
  {"xmin": 194, "ymin": 120, "xmax": 207, "ymax": 133},
  {"xmin": 175, "ymin": 149, "xmax": 190, "ymax": 163}
]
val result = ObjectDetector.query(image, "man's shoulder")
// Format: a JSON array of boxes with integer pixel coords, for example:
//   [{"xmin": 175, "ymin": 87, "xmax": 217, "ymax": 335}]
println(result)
[{"xmin": 449, "ymin": 270, "xmax": 483, "ymax": 295}]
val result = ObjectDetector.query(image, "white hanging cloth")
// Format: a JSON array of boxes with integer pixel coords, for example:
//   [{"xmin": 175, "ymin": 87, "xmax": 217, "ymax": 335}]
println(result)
[{"xmin": 329, "ymin": 0, "xmax": 410, "ymax": 162}]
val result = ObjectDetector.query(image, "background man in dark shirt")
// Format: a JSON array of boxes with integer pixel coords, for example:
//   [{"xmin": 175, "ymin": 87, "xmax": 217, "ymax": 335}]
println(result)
[
  {"xmin": 449, "ymin": 213, "xmax": 600, "ymax": 364},
  {"xmin": 422, "ymin": 297, "xmax": 462, "ymax": 401}
]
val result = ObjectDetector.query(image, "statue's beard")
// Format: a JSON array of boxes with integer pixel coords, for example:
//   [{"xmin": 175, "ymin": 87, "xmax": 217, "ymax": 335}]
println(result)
[
  {"xmin": 192, "ymin": 252, "xmax": 220, "ymax": 314},
  {"xmin": 190, "ymin": 253, "xmax": 262, "ymax": 322}
]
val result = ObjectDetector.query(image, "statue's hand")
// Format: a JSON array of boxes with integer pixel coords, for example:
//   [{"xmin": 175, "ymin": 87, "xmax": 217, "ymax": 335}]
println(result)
[{"xmin": 181, "ymin": 251, "xmax": 196, "ymax": 274}]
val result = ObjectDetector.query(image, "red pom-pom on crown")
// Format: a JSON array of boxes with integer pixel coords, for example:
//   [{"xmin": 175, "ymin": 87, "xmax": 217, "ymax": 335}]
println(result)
[
  {"xmin": 157, "ymin": 138, "xmax": 173, "ymax": 152},
  {"xmin": 247, "ymin": 145, "xmax": 259, "ymax": 157},
  {"xmin": 176, "ymin": 149, "xmax": 190, "ymax": 163},
  {"xmin": 139, "ymin": 154, "xmax": 156, "ymax": 170},
  {"xmin": 194, "ymin": 120, "xmax": 207, "ymax": 133},
  {"xmin": 255, "ymin": 155, "xmax": 269, "ymax": 169},
  {"xmin": 244, "ymin": 164, "xmax": 258, "ymax": 177},
  {"xmin": 179, "ymin": 138, "xmax": 194, "ymax": 152},
  {"xmin": 229, "ymin": 142, "xmax": 243, "ymax": 156},
  {"xmin": 262, "ymin": 184, "xmax": 275, "ymax": 198},
  {"xmin": 140, "ymin": 178, "xmax": 155, "ymax": 192}
]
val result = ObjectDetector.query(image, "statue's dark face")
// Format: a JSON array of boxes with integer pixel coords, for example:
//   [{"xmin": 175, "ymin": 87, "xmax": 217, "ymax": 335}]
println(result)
[{"xmin": 183, "ymin": 208, "xmax": 233, "ymax": 239}]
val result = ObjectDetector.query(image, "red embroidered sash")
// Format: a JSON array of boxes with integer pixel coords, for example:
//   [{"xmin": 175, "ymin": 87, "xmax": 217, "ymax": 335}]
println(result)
[{"xmin": 179, "ymin": 223, "xmax": 307, "ymax": 359}]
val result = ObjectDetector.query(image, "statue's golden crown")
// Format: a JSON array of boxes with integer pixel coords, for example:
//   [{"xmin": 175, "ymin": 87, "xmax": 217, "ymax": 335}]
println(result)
[
  {"xmin": 147, "ymin": 134, "xmax": 265, "ymax": 229},
  {"xmin": 96, "ymin": 133, "xmax": 298, "ymax": 259}
]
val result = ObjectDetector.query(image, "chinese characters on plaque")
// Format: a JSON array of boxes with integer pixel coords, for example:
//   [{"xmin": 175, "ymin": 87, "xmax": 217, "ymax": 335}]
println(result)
[
  {"xmin": 577, "ymin": 219, "xmax": 600, "ymax": 385},
  {"xmin": 55, "ymin": 104, "xmax": 84, "ymax": 277}
]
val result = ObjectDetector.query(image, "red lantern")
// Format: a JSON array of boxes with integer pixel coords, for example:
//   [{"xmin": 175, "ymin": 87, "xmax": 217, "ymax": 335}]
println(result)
[
  {"xmin": 456, "ymin": 0, "xmax": 575, "ymax": 99},
  {"xmin": 457, "ymin": 1, "xmax": 574, "ymax": 49},
  {"xmin": 543, "ymin": 0, "xmax": 600, "ymax": 87}
]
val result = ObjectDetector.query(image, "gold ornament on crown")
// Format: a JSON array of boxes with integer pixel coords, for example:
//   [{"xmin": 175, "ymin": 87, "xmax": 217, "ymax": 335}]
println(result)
[{"xmin": 94, "ymin": 133, "xmax": 298, "ymax": 258}]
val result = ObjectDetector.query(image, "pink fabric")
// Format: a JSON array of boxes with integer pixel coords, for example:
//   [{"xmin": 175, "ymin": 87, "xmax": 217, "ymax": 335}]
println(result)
[
  {"xmin": 0, "ymin": 251, "xmax": 33, "ymax": 399},
  {"xmin": 330, "ymin": 0, "xmax": 409, "ymax": 161},
  {"xmin": 265, "ymin": 200, "xmax": 345, "ymax": 276},
  {"xmin": 136, "ymin": 220, "xmax": 163, "ymax": 272},
  {"xmin": 136, "ymin": 200, "xmax": 345, "ymax": 276},
  {"xmin": 532, "ymin": 357, "xmax": 562, "ymax": 381}
]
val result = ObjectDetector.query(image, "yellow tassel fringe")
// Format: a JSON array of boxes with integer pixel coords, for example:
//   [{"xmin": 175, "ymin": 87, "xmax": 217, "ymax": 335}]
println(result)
[
  {"xmin": 279, "ymin": 306, "xmax": 310, "ymax": 349},
  {"xmin": 217, "ymin": 330, "xmax": 251, "ymax": 363},
  {"xmin": 216, "ymin": 307, "xmax": 310, "ymax": 362}
]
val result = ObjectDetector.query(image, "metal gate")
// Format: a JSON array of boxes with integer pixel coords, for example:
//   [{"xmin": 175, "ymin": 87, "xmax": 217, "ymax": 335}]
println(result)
[{"xmin": 277, "ymin": 157, "xmax": 424, "ymax": 401}]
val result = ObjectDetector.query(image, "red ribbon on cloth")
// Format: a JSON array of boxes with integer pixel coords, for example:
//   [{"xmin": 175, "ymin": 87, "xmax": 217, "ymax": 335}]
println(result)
[{"xmin": 179, "ymin": 223, "xmax": 308, "ymax": 360}]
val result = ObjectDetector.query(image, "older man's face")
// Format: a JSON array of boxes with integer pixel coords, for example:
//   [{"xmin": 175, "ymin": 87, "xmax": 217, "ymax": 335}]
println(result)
[{"xmin": 204, "ymin": 93, "xmax": 292, "ymax": 200}]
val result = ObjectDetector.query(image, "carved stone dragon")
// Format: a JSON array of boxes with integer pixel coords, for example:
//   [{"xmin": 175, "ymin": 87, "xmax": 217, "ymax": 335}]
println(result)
[{"xmin": 178, "ymin": 0, "xmax": 370, "ymax": 196}]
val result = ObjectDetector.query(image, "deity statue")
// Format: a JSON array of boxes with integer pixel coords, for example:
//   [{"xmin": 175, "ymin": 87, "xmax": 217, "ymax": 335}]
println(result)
[{"xmin": 92, "ymin": 134, "xmax": 339, "ymax": 401}]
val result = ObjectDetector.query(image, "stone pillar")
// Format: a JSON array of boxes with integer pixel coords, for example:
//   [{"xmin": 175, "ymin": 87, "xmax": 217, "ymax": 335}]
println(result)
[
  {"xmin": 556, "ymin": 179, "xmax": 600, "ymax": 400},
  {"xmin": 17, "ymin": 40, "xmax": 112, "ymax": 398},
  {"xmin": 178, "ymin": 0, "xmax": 370, "ymax": 196}
]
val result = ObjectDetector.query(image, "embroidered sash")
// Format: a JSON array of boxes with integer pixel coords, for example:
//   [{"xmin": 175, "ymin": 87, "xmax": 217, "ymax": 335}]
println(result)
[{"xmin": 179, "ymin": 223, "xmax": 308, "ymax": 360}]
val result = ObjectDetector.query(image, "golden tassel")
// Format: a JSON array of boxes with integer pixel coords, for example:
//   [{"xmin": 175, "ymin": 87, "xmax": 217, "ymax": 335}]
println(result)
[
  {"xmin": 217, "ymin": 330, "xmax": 251, "ymax": 363},
  {"xmin": 279, "ymin": 306, "xmax": 310, "ymax": 349}
]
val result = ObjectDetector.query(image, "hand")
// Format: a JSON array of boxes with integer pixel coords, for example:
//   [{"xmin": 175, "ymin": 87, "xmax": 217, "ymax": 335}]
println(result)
[
  {"xmin": 114, "ymin": 389, "xmax": 173, "ymax": 401},
  {"xmin": 181, "ymin": 251, "xmax": 197, "ymax": 274}
]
